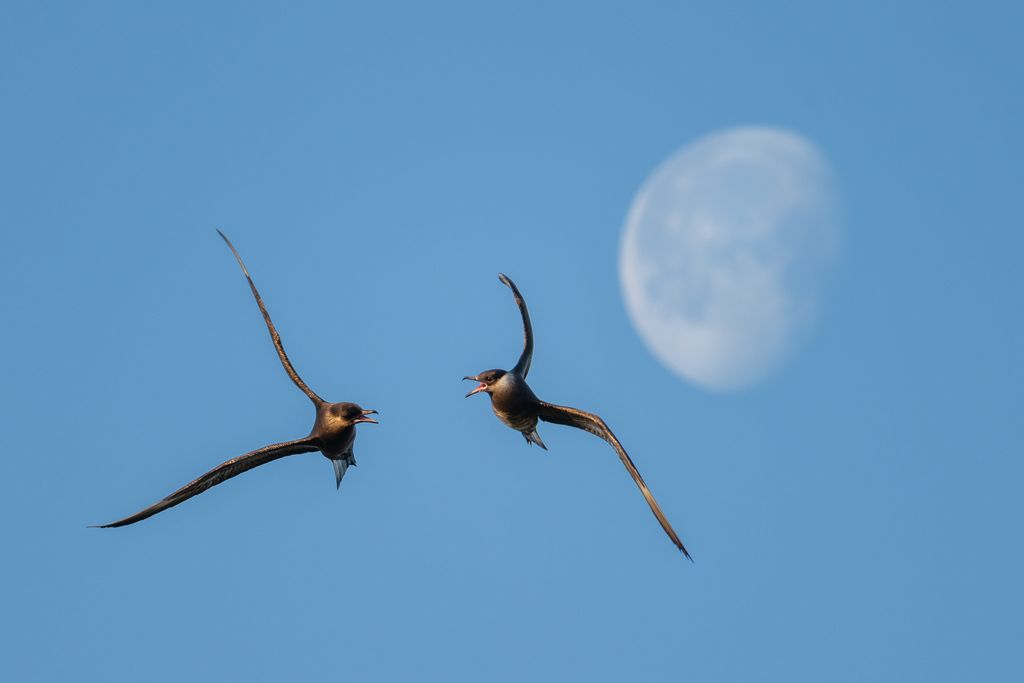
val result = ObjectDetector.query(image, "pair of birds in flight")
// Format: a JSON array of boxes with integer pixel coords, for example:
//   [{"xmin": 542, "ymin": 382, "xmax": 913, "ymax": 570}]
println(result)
[{"xmin": 95, "ymin": 232, "xmax": 691, "ymax": 560}]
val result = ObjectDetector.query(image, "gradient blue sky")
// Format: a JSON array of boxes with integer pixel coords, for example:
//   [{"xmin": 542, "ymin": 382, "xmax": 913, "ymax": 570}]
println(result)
[{"xmin": 2, "ymin": 2, "xmax": 1021, "ymax": 681}]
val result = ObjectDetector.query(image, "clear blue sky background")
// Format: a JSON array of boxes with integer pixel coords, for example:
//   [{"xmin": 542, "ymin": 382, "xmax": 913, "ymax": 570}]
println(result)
[{"xmin": 2, "ymin": 2, "xmax": 1021, "ymax": 681}]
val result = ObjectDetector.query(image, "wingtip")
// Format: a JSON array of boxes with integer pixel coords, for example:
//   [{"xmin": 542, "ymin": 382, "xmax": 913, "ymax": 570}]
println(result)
[
  {"xmin": 216, "ymin": 229, "xmax": 234, "ymax": 251},
  {"xmin": 498, "ymin": 273, "xmax": 512, "ymax": 287},
  {"xmin": 216, "ymin": 229, "xmax": 252, "ymax": 275}
]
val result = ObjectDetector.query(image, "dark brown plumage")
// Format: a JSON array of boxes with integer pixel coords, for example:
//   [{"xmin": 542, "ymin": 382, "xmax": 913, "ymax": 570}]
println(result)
[
  {"xmin": 93, "ymin": 231, "xmax": 377, "ymax": 528},
  {"xmin": 464, "ymin": 274, "xmax": 691, "ymax": 559}
]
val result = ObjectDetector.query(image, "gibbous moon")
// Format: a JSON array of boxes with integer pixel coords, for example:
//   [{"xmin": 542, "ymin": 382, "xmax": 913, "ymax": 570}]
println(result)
[{"xmin": 619, "ymin": 127, "xmax": 841, "ymax": 392}]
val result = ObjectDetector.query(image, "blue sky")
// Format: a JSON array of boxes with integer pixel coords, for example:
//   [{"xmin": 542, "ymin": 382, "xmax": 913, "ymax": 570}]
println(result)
[{"xmin": 2, "ymin": 2, "xmax": 1021, "ymax": 681}]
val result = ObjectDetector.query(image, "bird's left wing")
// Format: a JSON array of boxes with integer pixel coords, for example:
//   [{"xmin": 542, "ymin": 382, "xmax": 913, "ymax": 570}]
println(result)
[
  {"xmin": 93, "ymin": 436, "xmax": 321, "ymax": 528},
  {"xmin": 499, "ymin": 273, "xmax": 533, "ymax": 378},
  {"xmin": 536, "ymin": 401, "xmax": 691, "ymax": 559},
  {"xmin": 217, "ymin": 230, "xmax": 326, "ymax": 406}
]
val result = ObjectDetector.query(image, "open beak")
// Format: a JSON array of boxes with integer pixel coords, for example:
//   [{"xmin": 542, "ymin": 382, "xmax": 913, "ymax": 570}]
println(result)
[
  {"xmin": 354, "ymin": 409, "xmax": 378, "ymax": 424},
  {"xmin": 463, "ymin": 376, "xmax": 487, "ymax": 398}
]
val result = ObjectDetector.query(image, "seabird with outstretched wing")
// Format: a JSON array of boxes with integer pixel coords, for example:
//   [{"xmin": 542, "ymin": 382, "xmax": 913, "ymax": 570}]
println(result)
[
  {"xmin": 464, "ymin": 274, "xmax": 691, "ymax": 559},
  {"xmin": 93, "ymin": 232, "xmax": 378, "ymax": 528}
]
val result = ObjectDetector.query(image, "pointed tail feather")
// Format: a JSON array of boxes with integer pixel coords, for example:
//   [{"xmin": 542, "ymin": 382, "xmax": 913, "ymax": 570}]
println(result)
[{"xmin": 332, "ymin": 454, "xmax": 356, "ymax": 489}]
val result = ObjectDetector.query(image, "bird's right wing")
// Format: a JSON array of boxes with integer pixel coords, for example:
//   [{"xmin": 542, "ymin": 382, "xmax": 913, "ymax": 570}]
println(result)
[
  {"xmin": 499, "ymin": 273, "xmax": 534, "ymax": 378},
  {"xmin": 536, "ymin": 401, "xmax": 691, "ymax": 559},
  {"xmin": 218, "ymin": 230, "xmax": 325, "ymax": 406},
  {"xmin": 93, "ymin": 436, "xmax": 321, "ymax": 528}
]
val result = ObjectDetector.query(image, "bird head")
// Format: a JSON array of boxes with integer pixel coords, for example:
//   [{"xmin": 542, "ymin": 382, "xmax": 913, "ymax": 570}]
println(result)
[
  {"xmin": 326, "ymin": 402, "xmax": 379, "ymax": 426},
  {"xmin": 463, "ymin": 369, "xmax": 507, "ymax": 397}
]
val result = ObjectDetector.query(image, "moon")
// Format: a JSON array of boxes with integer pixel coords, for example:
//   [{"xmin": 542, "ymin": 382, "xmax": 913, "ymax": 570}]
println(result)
[{"xmin": 619, "ymin": 127, "xmax": 841, "ymax": 392}]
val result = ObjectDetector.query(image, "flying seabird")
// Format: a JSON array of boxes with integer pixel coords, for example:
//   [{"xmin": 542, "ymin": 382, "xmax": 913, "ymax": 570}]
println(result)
[
  {"xmin": 93, "ymin": 231, "xmax": 377, "ymax": 528},
  {"xmin": 463, "ymin": 274, "xmax": 691, "ymax": 559}
]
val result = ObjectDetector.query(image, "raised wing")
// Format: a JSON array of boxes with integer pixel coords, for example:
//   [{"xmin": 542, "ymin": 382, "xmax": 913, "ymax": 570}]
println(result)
[
  {"xmin": 218, "ymin": 230, "xmax": 325, "ymax": 406},
  {"xmin": 93, "ymin": 436, "xmax": 320, "ymax": 528},
  {"xmin": 498, "ymin": 273, "xmax": 533, "ymax": 378},
  {"xmin": 536, "ymin": 401, "xmax": 691, "ymax": 559}
]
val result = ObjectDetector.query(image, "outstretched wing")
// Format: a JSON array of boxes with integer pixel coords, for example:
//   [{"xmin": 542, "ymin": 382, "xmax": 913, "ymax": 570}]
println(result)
[
  {"xmin": 93, "ymin": 436, "xmax": 321, "ymax": 528},
  {"xmin": 536, "ymin": 401, "xmax": 691, "ymax": 559},
  {"xmin": 218, "ymin": 230, "xmax": 325, "ymax": 406},
  {"xmin": 498, "ymin": 273, "xmax": 533, "ymax": 378}
]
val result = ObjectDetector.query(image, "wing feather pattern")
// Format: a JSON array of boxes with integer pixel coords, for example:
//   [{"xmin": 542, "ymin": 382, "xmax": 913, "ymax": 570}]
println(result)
[
  {"xmin": 94, "ymin": 436, "xmax": 320, "ymax": 528},
  {"xmin": 499, "ymin": 273, "xmax": 533, "ymax": 378},
  {"xmin": 536, "ymin": 402, "xmax": 691, "ymax": 559},
  {"xmin": 218, "ymin": 230, "xmax": 325, "ymax": 405}
]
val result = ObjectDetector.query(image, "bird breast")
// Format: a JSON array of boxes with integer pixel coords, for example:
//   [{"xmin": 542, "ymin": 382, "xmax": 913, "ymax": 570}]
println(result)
[
  {"xmin": 490, "ymin": 373, "xmax": 539, "ymax": 433},
  {"xmin": 316, "ymin": 422, "xmax": 357, "ymax": 459}
]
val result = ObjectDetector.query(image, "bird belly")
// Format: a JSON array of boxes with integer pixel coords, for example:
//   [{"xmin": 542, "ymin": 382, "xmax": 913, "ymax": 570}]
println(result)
[
  {"xmin": 493, "ymin": 405, "xmax": 538, "ymax": 434},
  {"xmin": 490, "ymin": 375, "xmax": 540, "ymax": 435},
  {"xmin": 319, "ymin": 427, "xmax": 356, "ymax": 459}
]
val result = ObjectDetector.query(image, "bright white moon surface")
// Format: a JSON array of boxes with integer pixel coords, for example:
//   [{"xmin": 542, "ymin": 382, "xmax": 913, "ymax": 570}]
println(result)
[{"xmin": 619, "ymin": 127, "xmax": 841, "ymax": 392}]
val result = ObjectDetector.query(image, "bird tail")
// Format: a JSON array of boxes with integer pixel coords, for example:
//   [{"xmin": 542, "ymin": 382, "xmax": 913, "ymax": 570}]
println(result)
[
  {"xmin": 332, "ymin": 455, "xmax": 356, "ymax": 489},
  {"xmin": 523, "ymin": 429, "xmax": 547, "ymax": 450}
]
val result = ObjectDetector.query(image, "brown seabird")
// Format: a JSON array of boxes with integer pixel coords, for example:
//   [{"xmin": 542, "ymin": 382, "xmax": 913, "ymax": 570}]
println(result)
[
  {"xmin": 464, "ymin": 274, "xmax": 691, "ymax": 559},
  {"xmin": 93, "ymin": 231, "xmax": 377, "ymax": 528}
]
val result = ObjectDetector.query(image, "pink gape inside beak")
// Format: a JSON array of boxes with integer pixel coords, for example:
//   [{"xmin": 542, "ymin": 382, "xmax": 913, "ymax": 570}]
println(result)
[{"xmin": 465, "ymin": 383, "xmax": 487, "ymax": 398}]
